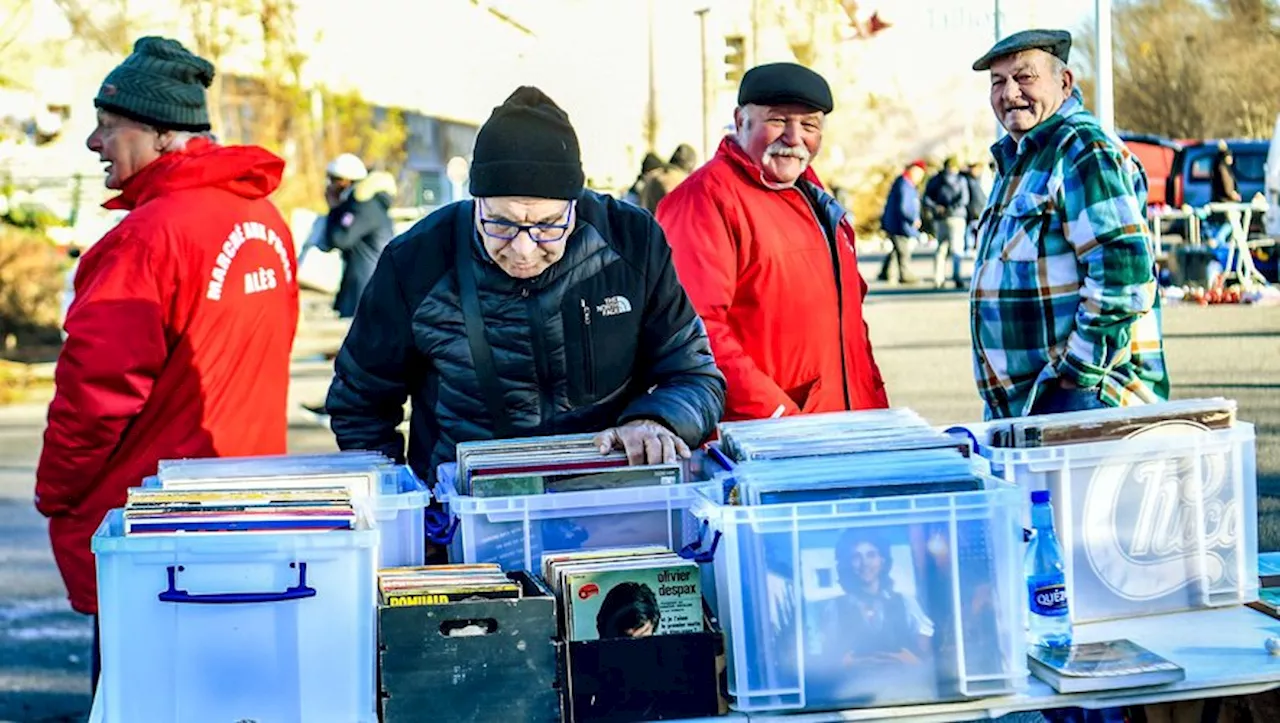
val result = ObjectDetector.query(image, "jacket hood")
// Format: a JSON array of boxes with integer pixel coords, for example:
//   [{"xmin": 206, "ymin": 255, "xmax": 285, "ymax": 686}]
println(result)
[
  {"xmin": 104, "ymin": 137, "xmax": 286, "ymax": 210},
  {"xmin": 716, "ymin": 135, "xmax": 825, "ymax": 190}
]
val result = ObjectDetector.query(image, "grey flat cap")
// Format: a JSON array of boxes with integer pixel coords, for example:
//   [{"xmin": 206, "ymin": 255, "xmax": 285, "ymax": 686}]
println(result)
[{"xmin": 972, "ymin": 29, "xmax": 1072, "ymax": 71}]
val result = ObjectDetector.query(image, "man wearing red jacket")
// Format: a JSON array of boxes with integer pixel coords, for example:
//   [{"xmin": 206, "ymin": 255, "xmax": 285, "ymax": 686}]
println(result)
[
  {"xmin": 34, "ymin": 37, "xmax": 299, "ymax": 686},
  {"xmin": 657, "ymin": 62, "xmax": 887, "ymax": 420}
]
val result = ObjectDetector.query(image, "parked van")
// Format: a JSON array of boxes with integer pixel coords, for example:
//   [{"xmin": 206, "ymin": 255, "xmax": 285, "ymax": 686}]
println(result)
[
  {"xmin": 1121, "ymin": 133, "xmax": 1181, "ymax": 207},
  {"xmin": 1166, "ymin": 139, "xmax": 1269, "ymax": 209}
]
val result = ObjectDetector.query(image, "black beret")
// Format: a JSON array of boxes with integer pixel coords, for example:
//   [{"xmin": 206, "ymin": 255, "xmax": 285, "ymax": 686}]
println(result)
[
  {"xmin": 973, "ymin": 29, "xmax": 1072, "ymax": 71},
  {"xmin": 737, "ymin": 62, "xmax": 833, "ymax": 114}
]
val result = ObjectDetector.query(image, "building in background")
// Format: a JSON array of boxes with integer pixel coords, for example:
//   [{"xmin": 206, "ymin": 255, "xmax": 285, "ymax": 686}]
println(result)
[{"xmin": 0, "ymin": 0, "xmax": 1097, "ymax": 234}]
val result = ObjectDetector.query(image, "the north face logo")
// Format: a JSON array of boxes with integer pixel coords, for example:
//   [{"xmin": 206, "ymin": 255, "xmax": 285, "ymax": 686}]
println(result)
[{"xmin": 596, "ymin": 295, "xmax": 632, "ymax": 317}]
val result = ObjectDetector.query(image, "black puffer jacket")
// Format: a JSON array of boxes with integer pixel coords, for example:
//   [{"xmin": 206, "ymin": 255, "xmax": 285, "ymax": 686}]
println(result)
[{"xmin": 325, "ymin": 190, "xmax": 726, "ymax": 482}]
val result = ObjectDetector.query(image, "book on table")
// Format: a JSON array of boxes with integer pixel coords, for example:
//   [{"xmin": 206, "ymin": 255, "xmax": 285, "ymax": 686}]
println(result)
[{"xmin": 1027, "ymin": 639, "xmax": 1184, "ymax": 694}]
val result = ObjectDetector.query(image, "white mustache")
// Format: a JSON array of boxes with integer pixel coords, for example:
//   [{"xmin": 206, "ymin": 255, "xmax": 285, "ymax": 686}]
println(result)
[{"xmin": 763, "ymin": 141, "xmax": 811, "ymax": 163}]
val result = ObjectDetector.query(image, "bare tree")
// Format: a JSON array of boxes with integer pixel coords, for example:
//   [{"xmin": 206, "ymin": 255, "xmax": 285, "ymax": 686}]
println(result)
[
  {"xmin": 51, "ymin": 0, "xmax": 134, "ymax": 55},
  {"xmin": 181, "ymin": 0, "xmax": 260, "ymax": 127},
  {"xmin": 1076, "ymin": 0, "xmax": 1280, "ymax": 139}
]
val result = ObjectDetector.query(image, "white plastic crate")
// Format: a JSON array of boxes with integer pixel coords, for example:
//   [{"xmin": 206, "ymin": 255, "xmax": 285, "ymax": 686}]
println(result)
[
  {"xmin": 692, "ymin": 482, "xmax": 1027, "ymax": 713},
  {"xmin": 92, "ymin": 510, "xmax": 378, "ymax": 723},
  {"xmin": 963, "ymin": 421, "xmax": 1258, "ymax": 623},
  {"xmin": 434, "ymin": 478, "xmax": 717, "ymax": 572}
]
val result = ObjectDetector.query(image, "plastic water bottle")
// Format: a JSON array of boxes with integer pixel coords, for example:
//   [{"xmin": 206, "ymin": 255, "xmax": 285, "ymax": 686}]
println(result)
[{"xmin": 1026, "ymin": 489, "xmax": 1073, "ymax": 648}]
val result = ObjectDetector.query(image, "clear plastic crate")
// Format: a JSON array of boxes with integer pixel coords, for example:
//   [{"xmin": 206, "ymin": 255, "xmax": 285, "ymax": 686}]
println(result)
[
  {"xmin": 92, "ymin": 510, "xmax": 378, "ymax": 723},
  {"xmin": 961, "ymin": 421, "xmax": 1258, "ymax": 623},
  {"xmin": 434, "ymin": 477, "xmax": 717, "ymax": 572},
  {"xmin": 692, "ymin": 482, "xmax": 1027, "ymax": 713},
  {"xmin": 370, "ymin": 469, "xmax": 429, "ymax": 568}
]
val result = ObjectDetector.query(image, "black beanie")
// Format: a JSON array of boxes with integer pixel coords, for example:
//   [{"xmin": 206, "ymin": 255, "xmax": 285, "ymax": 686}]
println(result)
[
  {"xmin": 94, "ymin": 36, "xmax": 215, "ymax": 132},
  {"xmin": 469, "ymin": 86, "xmax": 584, "ymax": 200}
]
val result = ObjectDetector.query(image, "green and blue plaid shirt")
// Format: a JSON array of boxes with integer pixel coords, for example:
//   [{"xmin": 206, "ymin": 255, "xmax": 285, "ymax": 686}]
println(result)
[{"xmin": 969, "ymin": 89, "xmax": 1169, "ymax": 419}]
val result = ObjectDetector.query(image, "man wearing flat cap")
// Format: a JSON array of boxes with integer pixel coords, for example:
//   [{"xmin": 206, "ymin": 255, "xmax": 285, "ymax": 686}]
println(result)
[
  {"xmin": 968, "ymin": 29, "xmax": 1168, "ymax": 419},
  {"xmin": 325, "ymin": 86, "xmax": 725, "ymax": 481},
  {"xmin": 35, "ymin": 36, "xmax": 299, "ymax": 687},
  {"xmin": 657, "ymin": 62, "xmax": 887, "ymax": 422}
]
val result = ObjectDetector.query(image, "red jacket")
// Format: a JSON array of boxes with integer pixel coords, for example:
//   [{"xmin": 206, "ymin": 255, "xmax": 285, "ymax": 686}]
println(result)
[
  {"xmin": 35, "ymin": 139, "xmax": 300, "ymax": 614},
  {"xmin": 656, "ymin": 137, "xmax": 887, "ymax": 421}
]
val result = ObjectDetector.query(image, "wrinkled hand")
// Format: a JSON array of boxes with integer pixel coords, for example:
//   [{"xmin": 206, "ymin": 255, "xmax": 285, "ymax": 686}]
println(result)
[{"xmin": 593, "ymin": 420, "xmax": 691, "ymax": 465}]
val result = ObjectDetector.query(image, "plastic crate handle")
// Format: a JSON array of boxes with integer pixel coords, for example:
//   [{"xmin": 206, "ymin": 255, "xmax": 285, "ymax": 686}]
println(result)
[
  {"xmin": 943, "ymin": 426, "xmax": 985, "ymax": 456},
  {"xmin": 158, "ymin": 562, "xmax": 316, "ymax": 605},
  {"xmin": 678, "ymin": 520, "xmax": 722, "ymax": 564},
  {"xmin": 706, "ymin": 444, "xmax": 735, "ymax": 471},
  {"xmin": 423, "ymin": 507, "xmax": 460, "ymax": 545}
]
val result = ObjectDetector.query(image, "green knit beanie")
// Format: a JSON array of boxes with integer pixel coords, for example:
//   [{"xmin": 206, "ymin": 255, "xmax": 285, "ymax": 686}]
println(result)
[{"xmin": 94, "ymin": 36, "xmax": 215, "ymax": 132}]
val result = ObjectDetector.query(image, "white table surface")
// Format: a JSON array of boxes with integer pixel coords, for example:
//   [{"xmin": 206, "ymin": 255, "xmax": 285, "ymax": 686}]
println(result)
[{"xmin": 86, "ymin": 605, "xmax": 1280, "ymax": 723}]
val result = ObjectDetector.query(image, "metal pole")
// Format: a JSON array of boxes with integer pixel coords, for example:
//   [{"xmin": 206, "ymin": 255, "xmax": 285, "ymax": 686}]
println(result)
[
  {"xmin": 646, "ymin": 0, "xmax": 658, "ymax": 153},
  {"xmin": 695, "ymin": 7, "xmax": 711, "ymax": 163},
  {"xmin": 993, "ymin": 0, "xmax": 1004, "ymax": 144},
  {"xmin": 750, "ymin": 0, "xmax": 758, "ymax": 63},
  {"xmin": 1095, "ymin": 0, "xmax": 1115, "ymax": 132}
]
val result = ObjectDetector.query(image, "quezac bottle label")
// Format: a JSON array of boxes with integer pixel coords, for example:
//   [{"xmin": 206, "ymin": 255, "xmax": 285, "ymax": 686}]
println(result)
[{"xmin": 1029, "ymin": 579, "xmax": 1069, "ymax": 617}]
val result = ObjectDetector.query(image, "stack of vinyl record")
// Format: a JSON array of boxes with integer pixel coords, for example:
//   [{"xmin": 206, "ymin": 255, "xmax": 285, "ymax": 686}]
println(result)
[
  {"xmin": 123, "ymin": 486, "xmax": 356, "ymax": 535},
  {"xmin": 378, "ymin": 563, "xmax": 521, "ymax": 607},
  {"xmin": 540, "ymin": 545, "xmax": 703, "ymax": 642},
  {"xmin": 716, "ymin": 408, "xmax": 983, "ymax": 505},
  {"xmin": 124, "ymin": 451, "xmax": 406, "ymax": 536},
  {"xmin": 154, "ymin": 451, "xmax": 400, "ymax": 497},
  {"xmin": 454, "ymin": 433, "xmax": 686, "ymax": 498},
  {"xmin": 986, "ymin": 397, "xmax": 1237, "ymax": 448}
]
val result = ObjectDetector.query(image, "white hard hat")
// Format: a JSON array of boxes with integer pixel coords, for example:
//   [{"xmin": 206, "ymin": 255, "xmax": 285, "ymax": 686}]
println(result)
[{"xmin": 326, "ymin": 153, "xmax": 368, "ymax": 181}]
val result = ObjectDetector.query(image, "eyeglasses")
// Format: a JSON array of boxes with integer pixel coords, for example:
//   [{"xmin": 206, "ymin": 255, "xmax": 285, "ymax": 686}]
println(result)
[{"xmin": 477, "ymin": 200, "xmax": 575, "ymax": 243}]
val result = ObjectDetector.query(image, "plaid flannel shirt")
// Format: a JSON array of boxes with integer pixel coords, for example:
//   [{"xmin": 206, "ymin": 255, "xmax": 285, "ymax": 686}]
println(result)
[{"xmin": 969, "ymin": 89, "xmax": 1170, "ymax": 419}]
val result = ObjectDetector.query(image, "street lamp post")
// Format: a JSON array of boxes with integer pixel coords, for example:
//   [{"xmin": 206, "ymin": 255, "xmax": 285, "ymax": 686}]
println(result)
[
  {"xmin": 695, "ymin": 7, "xmax": 711, "ymax": 163},
  {"xmin": 1095, "ymin": 0, "xmax": 1115, "ymax": 133}
]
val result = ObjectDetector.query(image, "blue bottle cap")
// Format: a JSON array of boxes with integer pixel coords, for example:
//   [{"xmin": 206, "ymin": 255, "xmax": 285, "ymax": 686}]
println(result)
[{"xmin": 1031, "ymin": 490, "xmax": 1050, "ymax": 504}]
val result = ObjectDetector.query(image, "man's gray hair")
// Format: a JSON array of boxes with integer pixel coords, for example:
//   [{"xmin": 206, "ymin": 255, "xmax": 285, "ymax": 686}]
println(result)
[
  {"xmin": 1047, "ymin": 54, "xmax": 1068, "ymax": 79},
  {"xmin": 159, "ymin": 129, "xmax": 216, "ymax": 154}
]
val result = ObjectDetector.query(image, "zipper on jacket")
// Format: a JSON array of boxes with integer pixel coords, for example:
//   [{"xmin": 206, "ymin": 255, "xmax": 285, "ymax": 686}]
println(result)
[
  {"xmin": 580, "ymin": 298, "xmax": 596, "ymax": 398},
  {"xmin": 796, "ymin": 187, "xmax": 853, "ymax": 409},
  {"xmin": 525, "ymin": 288, "xmax": 556, "ymax": 429}
]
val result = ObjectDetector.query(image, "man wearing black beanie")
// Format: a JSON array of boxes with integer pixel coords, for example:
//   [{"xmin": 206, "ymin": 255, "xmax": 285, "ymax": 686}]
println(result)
[{"xmin": 324, "ymin": 86, "xmax": 725, "ymax": 480}]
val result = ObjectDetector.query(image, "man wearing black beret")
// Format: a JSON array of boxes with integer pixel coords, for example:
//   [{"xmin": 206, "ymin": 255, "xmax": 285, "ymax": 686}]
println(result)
[
  {"xmin": 325, "ymin": 86, "xmax": 725, "ymax": 480},
  {"xmin": 657, "ymin": 62, "xmax": 888, "ymax": 422},
  {"xmin": 968, "ymin": 29, "xmax": 1167, "ymax": 421}
]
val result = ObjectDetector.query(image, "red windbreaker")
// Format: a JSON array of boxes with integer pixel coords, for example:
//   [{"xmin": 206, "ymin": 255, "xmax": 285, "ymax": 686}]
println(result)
[
  {"xmin": 35, "ymin": 139, "xmax": 300, "ymax": 614},
  {"xmin": 656, "ymin": 137, "xmax": 887, "ymax": 421}
]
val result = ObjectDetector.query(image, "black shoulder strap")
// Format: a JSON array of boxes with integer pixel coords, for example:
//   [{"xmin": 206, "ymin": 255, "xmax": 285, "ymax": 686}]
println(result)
[{"xmin": 454, "ymin": 204, "xmax": 514, "ymax": 438}]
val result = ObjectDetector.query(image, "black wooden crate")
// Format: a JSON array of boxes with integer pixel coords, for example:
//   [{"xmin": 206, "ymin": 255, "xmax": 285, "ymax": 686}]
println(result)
[
  {"xmin": 378, "ymin": 571, "xmax": 559, "ymax": 723},
  {"xmin": 558, "ymin": 609, "xmax": 725, "ymax": 722}
]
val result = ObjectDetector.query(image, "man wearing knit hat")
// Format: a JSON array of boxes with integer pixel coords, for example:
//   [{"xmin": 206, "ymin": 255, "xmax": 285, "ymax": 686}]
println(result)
[
  {"xmin": 36, "ymin": 37, "xmax": 299, "ymax": 683},
  {"xmin": 657, "ymin": 62, "xmax": 888, "ymax": 422},
  {"xmin": 968, "ymin": 29, "xmax": 1167, "ymax": 419},
  {"xmin": 325, "ymin": 86, "xmax": 724, "ymax": 482}
]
